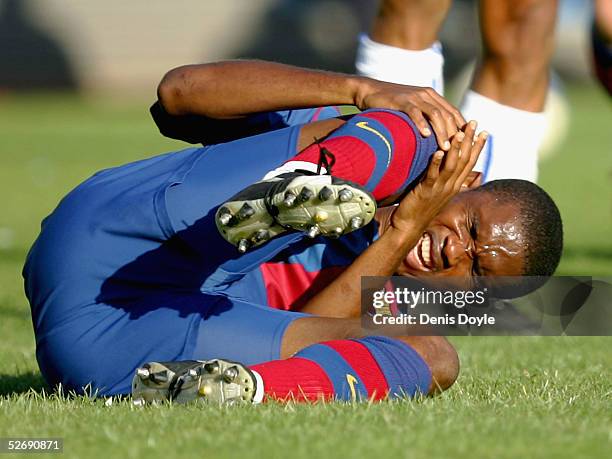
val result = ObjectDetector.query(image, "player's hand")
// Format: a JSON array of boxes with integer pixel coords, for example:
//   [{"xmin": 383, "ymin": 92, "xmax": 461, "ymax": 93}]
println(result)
[
  {"xmin": 390, "ymin": 120, "xmax": 487, "ymax": 235},
  {"xmin": 355, "ymin": 79, "xmax": 466, "ymax": 150}
]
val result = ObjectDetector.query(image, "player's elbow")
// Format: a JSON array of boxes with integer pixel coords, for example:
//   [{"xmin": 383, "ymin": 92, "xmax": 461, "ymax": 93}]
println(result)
[{"xmin": 157, "ymin": 65, "xmax": 193, "ymax": 116}]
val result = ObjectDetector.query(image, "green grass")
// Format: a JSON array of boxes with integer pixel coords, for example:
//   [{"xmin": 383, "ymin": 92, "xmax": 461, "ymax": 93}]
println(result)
[{"xmin": 0, "ymin": 86, "xmax": 611, "ymax": 458}]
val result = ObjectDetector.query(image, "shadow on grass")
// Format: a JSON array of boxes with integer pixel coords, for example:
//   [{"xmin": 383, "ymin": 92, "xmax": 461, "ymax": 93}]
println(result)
[{"xmin": 0, "ymin": 371, "xmax": 48, "ymax": 397}]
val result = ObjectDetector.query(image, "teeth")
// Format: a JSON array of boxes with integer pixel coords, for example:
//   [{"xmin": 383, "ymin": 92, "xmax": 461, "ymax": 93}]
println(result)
[{"xmin": 421, "ymin": 234, "xmax": 431, "ymax": 265}]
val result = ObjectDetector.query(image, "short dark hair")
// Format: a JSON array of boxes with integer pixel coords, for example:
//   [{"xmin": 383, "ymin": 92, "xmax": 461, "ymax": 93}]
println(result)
[{"xmin": 477, "ymin": 179, "xmax": 564, "ymax": 277}]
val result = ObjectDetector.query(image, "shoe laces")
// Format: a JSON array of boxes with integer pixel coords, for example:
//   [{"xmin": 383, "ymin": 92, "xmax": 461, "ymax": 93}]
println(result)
[{"xmin": 315, "ymin": 139, "xmax": 336, "ymax": 175}]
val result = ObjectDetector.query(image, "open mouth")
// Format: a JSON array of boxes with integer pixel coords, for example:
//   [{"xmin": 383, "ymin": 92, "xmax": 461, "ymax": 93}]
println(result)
[
  {"xmin": 418, "ymin": 232, "xmax": 435, "ymax": 269},
  {"xmin": 404, "ymin": 232, "xmax": 436, "ymax": 272}
]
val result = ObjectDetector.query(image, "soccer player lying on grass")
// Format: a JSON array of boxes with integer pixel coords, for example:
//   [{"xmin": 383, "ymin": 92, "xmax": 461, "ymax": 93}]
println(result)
[{"xmin": 23, "ymin": 61, "xmax": 563, "ymax": 405}]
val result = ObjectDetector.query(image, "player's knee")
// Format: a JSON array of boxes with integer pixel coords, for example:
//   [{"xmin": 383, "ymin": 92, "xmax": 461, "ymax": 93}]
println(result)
[
  {"xmin": 430, "ymin": 336, "xmax": 459, "ymax": 391},
  {"xmin": 399, "ymin": 336, "xmax": 459, "ymax": 393}
]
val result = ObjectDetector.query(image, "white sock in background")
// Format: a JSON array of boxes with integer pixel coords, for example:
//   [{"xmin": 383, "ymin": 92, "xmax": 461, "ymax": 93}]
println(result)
[
  {"xmin": 460, "ymin": 90, "xmax": 547, "ymax": 183},
  {"xmin": 355, "ymin": 34, "xmax": 445, "ymax": 95}
]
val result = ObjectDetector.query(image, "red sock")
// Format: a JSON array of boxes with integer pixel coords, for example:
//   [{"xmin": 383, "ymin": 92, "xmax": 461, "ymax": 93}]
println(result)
[{"xmin": 250, "ymin": 340, "xmax": 389, "ymax": 402}]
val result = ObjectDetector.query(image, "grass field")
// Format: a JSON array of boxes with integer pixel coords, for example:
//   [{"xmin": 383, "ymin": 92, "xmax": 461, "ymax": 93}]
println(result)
[{"xmin": 0, "ymin": 85, "xmax": 610, "ymax": 458}]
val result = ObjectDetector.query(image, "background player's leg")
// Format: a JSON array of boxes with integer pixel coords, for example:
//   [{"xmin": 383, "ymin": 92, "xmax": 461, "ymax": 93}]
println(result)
[
  {"xmin": 355, "ymin": 0, "xmax": 451, "ymax": 94},
  {"xmin": 462, "ymin": 0, "xmax": 558, "ymax": 182}
]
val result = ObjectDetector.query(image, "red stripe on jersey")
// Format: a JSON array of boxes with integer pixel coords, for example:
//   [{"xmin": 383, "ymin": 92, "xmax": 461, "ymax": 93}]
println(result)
[
  {"xmin": 322, "ymin": 340, "xmax": 389, "ymax": 400},
  {"xmin": 250, "ymin": 357, "xmax": 334, "ymax": 402},
  {"xmin": 289, "ymin": 135, "xmax": 377, "ymax": 186},
  {"xmin": 360, "ymin": 111, "xmax": 416, "ymax": 199},
  {"xmin": 260, "ymin": 263, "xmax": 345, "ymax": 311}
]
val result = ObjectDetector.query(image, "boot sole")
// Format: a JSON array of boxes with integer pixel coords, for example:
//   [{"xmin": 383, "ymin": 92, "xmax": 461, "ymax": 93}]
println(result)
[
  {"xmin": 215, "ymin": 175, "xmax": 376, "ymax": 251},
  {"xmin": 132, "ymin": 359, "xmax": 256, "ymax": 406}
]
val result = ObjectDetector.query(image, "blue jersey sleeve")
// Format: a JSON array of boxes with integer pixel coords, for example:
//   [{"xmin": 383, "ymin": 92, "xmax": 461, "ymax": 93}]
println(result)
[{"xmin": 150, "ymin": 101, "xmax": 341, "ymax": 145}]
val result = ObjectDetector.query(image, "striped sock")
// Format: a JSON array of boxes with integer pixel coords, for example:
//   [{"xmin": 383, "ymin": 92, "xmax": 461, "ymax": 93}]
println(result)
[{"xmin": 250, "ymin": 336, "xmax": 432, "ymax": 402}]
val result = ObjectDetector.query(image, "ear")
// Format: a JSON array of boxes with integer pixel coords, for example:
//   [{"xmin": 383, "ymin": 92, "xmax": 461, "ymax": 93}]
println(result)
[{"xmin": 460, "ymin": 171, "xmax": 482, "ymax": 191}]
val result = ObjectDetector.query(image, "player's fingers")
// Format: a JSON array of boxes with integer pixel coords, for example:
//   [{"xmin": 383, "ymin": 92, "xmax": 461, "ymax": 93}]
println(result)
[
  {"xmin": 444, "ymin": 112, "xmax": 460, "ymax": 142},
  {"xmin": 457, "ymin": 131, "xmax": 488, "ymax": 187},
  {"xmin": 421, "ymin": 103, "xmax": 451, "ymax": 151},
  {"xmin": 468, "ymin": 131, "xmax": 488, "ymax": 169},
  {"xmin": 425, "ymin": 150, "xmax": 444, "ymax": 183},
  {"xmin": 426, "ymin": 88, "xmax": 466, "ymax": 129},
  {"xmin": 440, "ymin": 131, "xmax": 464, "ymax": 179},
  {"xmin": 460, "ymin": 171, "xmax": 483, "ymax": 190},
  {"xmin": 406, "ymin": 107, "xmax": 433, "ymax": 138},
  {"xmin": 450, "ymin": 122, "xmax": 478, "ymax": 184},
  {"xmin": 456, "ymin": 121, "xmax": 477, "ymax": 169}
]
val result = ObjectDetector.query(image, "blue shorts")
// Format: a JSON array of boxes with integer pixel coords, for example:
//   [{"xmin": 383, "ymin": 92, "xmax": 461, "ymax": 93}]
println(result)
[
  {"xmin": 25, "ymin": 123, "xmax": 311, "ymax": 396},
  {"xmin": 24, "ymin": 107, "xmax": 433, "ymax": 396}
]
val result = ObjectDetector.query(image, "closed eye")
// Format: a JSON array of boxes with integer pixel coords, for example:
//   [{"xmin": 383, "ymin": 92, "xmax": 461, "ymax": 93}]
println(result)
[
  {"xmin": 471, "ymin": 255, "xmax": 482, "ymax": 276},
  {"xmin": 469, "ymin": 215, "xmax": 481, "ymax": 276}
]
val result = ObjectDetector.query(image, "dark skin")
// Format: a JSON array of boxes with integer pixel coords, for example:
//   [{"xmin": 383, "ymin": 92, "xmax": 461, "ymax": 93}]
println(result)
[
  {"xmin": 277, "ymin": 119, "xmax": 491, "ymax": 395},
  {"xmin": 155, "ymin": 61, "xmax": 523, "ymax": 395},
  {"xmin": 393, "ymin": 193, "xmax": 525, "ymax": 284},
  {"xmin": 158, "ymin": 60, "xmax": 466, "ymax": 150},
  {"xmin": 296, "ymin": 120, "xmax": 493, "ymax": 318},
  {"xmin": 368, "ymin": 0, "xmax": 558, "ymax": 111}
]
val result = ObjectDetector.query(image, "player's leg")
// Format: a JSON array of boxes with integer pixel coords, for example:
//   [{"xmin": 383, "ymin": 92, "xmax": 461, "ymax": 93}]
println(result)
[
  {"xmin": 133, "ymin": 312, "xmax": 459, "ymax": 404},
  {"xmin": 355, "ymin": 0, "xmax": 451, "ymax": 94},
  {"xmin": 462, "ymin": 0, "xmax": 558, "ymax": 182},
  {"xmin": 251, "ymin": 334, "xmax": 457, "ymax": 401},
  {"xmin": 214, "ymin": 109, "xmax": 438, "ymax": 251}
]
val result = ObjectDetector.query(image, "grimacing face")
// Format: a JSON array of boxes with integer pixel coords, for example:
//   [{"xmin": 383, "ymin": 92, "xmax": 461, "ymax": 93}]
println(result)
[{"xmin": 396, "ymin": 191, "xmax": 527, "ymax": 288}]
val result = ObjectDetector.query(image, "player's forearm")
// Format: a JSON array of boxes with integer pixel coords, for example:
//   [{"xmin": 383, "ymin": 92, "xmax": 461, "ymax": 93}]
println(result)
[
  {"xmin": 157, "ymin": 60, "xmax": 368, "ymax": 118},
  {"xmin": 299, "ymin": 224, "xmax": 424, "ymax": 318}
]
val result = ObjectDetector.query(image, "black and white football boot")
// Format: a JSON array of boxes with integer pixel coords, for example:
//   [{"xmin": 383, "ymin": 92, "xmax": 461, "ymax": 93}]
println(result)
[
  {"xmin": 131, "ymin": 359, "xmax": 261, "ymax": 406},
  {"xmin": 215, "ymin": 172, "xmax": 377, "ymax": 253}
]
